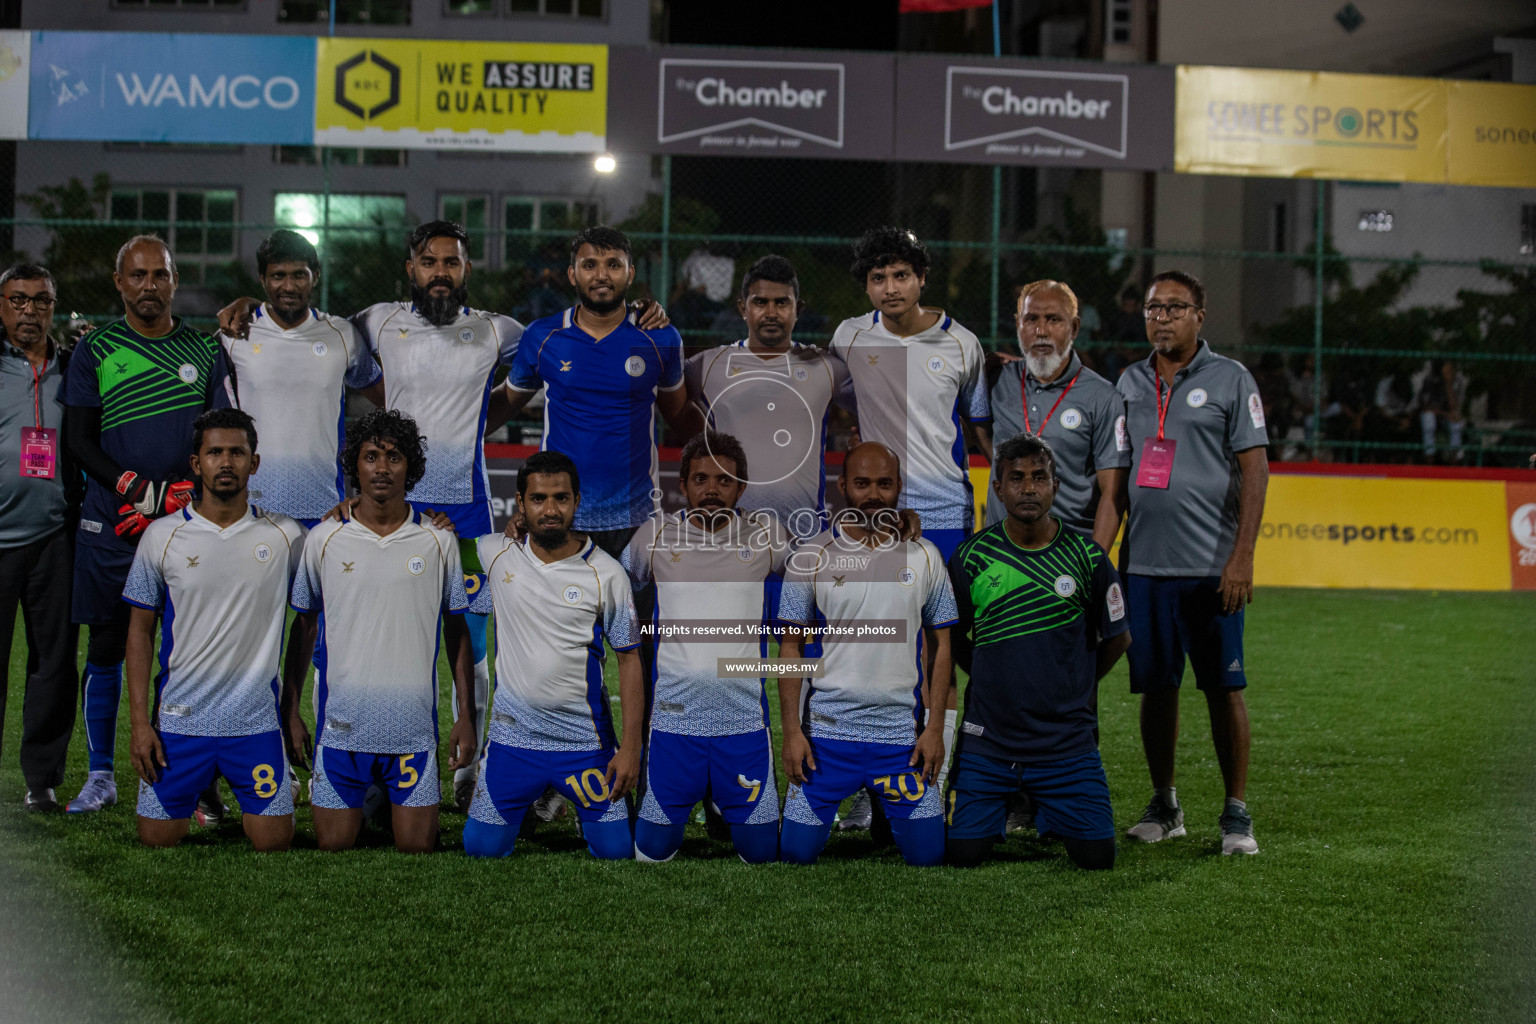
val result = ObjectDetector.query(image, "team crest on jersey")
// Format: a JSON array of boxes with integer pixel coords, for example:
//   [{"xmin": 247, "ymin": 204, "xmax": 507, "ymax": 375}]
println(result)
[
  {"xmin": 737, "ymin": 546, "xmax": 754, "ymax": 564},
  {"xmin": 926, "ymin": 355, "xmax": 946, "ymax": 374},
  {"xmin": 562, "ymin": 584, "xmax": 583, "ymax": 605},
  {"xmin": 312, "ymin": 341, "xmax": 327, "ymax": 357},
  {"xmin": 177, "ymin": 363, "xmax": 198, "ymax": 384},
  {"xmin": 1187, "ymin": 388, "xmax": 1208, "ymax": 408},
  {"xmin": 458, "ymin": 327, "xmax": 475, "ymax": 344},
  {"xmin": 407, "ymin": 555, "xmax": 426, "ymax": 576},
  {"xmin": 253, "ymin": 544, "xmax": 273, "ymax": 564},
  {"xmin": 624, "ymin": 355, "xmax": 647, "ymax": 377},
  {"xmin": 1060, "ymin": 408, "xmax": 1082, "ymax": 430},
  {"xmin": 1053, "ymin": 574, "xmax": 1076, "ymax": 598},
  {"xmin": 898, "ymin": 567, "xmax": 916, "ymax": 586},
  {"xmin": 793, "ymin": 365, "xmax": 809, "ymax": 381}
]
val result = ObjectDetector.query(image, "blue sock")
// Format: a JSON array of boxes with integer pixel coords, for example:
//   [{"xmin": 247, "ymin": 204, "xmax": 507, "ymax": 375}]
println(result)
[
  {"xmin": 889, "ymin": 815, "xmax": 946, "ymax": 867},
  {"xmin": 466, "ymin": 612, "xmax": 489, "ymax": 664},
  {"xmin": 729, "ymin": 822, "xmax": 779, "ymax": 864},
  {"xmin": 582, "ymin": 817, "xmax": 635, "ymax": 860},
  {"xmin": 462, "ymin": 817, "xmax": 518, "ymax": 858},
  {"xmin": 81, "ymin": 661, "xmax": 122, "ymax": 774},
  {"xmin": 778, "ymin": 820, "xmax": 832, "ymax": 865},
  {"xmin": 634, "ymin": 819, "xmax": 685, "ymax": 863}
]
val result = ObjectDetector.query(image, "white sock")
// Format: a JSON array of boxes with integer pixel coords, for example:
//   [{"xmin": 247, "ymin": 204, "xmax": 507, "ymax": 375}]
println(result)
[
  {"xmin": 1225, "ymin": 797, "xmax": 1247, "ymax": 812},
  {"xmin": 453, "ymin": 656, "xmax": 492, "ymax": 771},
  {"xmin": 927, "ymin": 709, "xmax": 957, "ymax": 790}
]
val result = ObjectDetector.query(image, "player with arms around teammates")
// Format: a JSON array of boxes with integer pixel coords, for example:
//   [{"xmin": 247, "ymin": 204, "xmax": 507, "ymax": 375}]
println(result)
[
  {"xmin": 62, "ymin": 236, "xmax": 229, "ymax": 816},
  {"xmin": 624, "ymin": 431, "xmax": 790, "ymax": 864},
  {"xmin": 463, "ymin": 450, "xmax": 643, "ymax": 860},
  {"xmin": 286, "ymin": 409, "xmax": 477, "ymax": 854},
  {"xmin": 123, "ymin": 409, "xmax": 305, "ymax": 851},
  {"xmin": 776, "ymin": 443, "xmax": 957, "ymax": 867}
]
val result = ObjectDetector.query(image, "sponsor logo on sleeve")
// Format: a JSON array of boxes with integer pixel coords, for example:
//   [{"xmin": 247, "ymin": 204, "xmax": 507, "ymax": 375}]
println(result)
[
  {"xmin": 1248, "ymin": 391, "xmax": 1266, "ymax": 428},
  {"xmin": 1107, "ymin": 581, "xmax": 1125, "ymax": 621},
  {"xmin": 1115, "ymin": 414, "xmax": 1130, "ymax": 451}
]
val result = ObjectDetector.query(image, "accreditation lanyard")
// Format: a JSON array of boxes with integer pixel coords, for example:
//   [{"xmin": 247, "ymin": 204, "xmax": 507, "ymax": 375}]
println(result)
[
  {"xmin": 1154, "ymin": 372, "xmax": 1173, "ymax": 441},
  {"xmin": 1021, "ymin": 369, "xmax": 1080, "ymax": 436},
  {"xmin": 19, "ymin": 354, "xmax": 58, "ymax": 480}
]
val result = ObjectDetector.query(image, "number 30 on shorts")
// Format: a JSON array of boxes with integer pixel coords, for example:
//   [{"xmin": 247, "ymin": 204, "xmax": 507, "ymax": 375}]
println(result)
[{"xmin": 873, "ymin": 773, "xmax": 925, "ymax": 803}]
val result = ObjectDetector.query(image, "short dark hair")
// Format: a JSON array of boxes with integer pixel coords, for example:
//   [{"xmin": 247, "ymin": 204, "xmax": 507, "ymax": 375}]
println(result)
[
  {"xmin": 740, "ymin": 254, "xmax": 800, "ymax": 302},
  {"xmin": 679, "ymin": 430, "xmax": 749, "ymax": 484},
  {"xmin": 0, "ymin": 263, "xmax": 56, "ymax": 295},
  {"xmin": 341, "ymin": 408, "xmax": 427, "ymax": 493},
  {"xmin": 1148, "ymin": 269, "xmax": 1205, "ymax": 310},
  {"xmin": 569, "ymin": 225, "xmax": 632, "ymax": 265},
  {"xmin": 192, "ymin": 407, "xmax": 258, "ymax": 454},
  {"xmin": 851, "ymin": 226, "xmax": 930, "ymax": 282},
  {"xmin": 517, "ymin": 449, "xmax": 580, "ymax": 497},
  {"xmin": 407, "ymin": 220, "xmax": 471, "ymax": 261},
  {"xmin": 994, "ymin": 433, "xmax": 1058, "ymax": 481},
  {"xmin": 256, "ymin": 230, "xmax": 320, "ymax": 276}
]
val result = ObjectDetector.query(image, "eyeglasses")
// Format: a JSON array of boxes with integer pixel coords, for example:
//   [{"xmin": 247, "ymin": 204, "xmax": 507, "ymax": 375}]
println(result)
[
  {"xmin": 1143, "ymin": 301, "xmax": 1199, "ymax": 321},
  {"xmin": 5, "ymin": 294, "xmax": 56, "ymax": 311}
]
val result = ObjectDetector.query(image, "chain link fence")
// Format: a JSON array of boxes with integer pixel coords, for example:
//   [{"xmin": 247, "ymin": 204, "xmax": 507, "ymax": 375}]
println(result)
[{"xmin": 5, "ymin": 143, "xmax": 1533, "ymax": 466}]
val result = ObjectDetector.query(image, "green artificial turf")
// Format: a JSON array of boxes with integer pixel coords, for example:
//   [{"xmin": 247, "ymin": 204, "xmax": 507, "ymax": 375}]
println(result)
[{"xmin": 0, "ymin": 589, "xmax": 1532, "ymax": 1023}]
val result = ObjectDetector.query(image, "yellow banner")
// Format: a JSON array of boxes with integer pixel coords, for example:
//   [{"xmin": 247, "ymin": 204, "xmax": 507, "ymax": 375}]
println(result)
[
  {"xmin": 1175, "ymin": 65, "xmax": 1447, "ymax": 183},
  {"xmin": 1447, "ymin": 80, "xmax": 1536, "ymax": 188},
  {"xmin": 315, "ymin": 38, "xmax": 606, "ymax": 151}
]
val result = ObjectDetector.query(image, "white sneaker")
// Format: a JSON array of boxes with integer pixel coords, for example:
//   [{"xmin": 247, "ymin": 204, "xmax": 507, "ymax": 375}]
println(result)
[
  {"xmin": 66, "ymin": 772, "xmax": 117, "ymax": 814},
  {"xmin": 1219, "ymin": 805, "xmax": 1259, "ymax": 855},
  {"xmin": 453, "ymin": 764, "xmax": 479, "ymax": 813}
]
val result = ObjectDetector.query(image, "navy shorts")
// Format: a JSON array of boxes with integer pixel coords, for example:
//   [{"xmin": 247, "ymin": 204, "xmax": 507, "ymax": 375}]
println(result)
[
  {"xmin": 638, "ymin": 728, "xmax": 779, "ymax": 828},
  {"xmin": 1125, "ymin": 574, "xmax": 1247, "ymax": 694},
  {"xmin": 312, "ymin": 744, "xmax": 439, "ymax": 810},
  {"xmin": 947, "ymin": 748, "xmax": 1114, "ymax": 841},
  {"xmin": 137, "ymin": 730, "xmax": 294, "ymax": 820},
  {"xmin": 73, "ymin": 541, "xmax": 135, "ymax": 626}
]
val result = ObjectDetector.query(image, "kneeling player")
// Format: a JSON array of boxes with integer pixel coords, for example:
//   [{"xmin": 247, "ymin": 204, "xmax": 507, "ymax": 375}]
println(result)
[
  {"xmin": 776, "ymin": 443, "xmax": 956, "ymax": 866},
  {"xmin": 286, "ymin": 409, "xmax": 477, "ymax": 854},
  {"xmin": 124, "ymin": 409, "xmax": 305, "ymax": 850},
  {"xmin": 623, "ymin": 431, "xmax": 790, "ymax": 864},
  {"xmin": 462, "ymin": 451, "xmax": 642, "ymax": 860},
  {"xmin": 945, "ymin": 435, "xmax": 1131, "ymax": 870}
]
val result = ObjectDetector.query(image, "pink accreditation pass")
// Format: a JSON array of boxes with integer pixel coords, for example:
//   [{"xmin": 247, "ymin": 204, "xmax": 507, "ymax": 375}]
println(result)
[
  {"xmin": 20, "ymin": 426, "xmax": 57, "ymax": 479},
  {"xmin": 1136, "ymin": 438, "xmax": 1175, "ymax": 489}
]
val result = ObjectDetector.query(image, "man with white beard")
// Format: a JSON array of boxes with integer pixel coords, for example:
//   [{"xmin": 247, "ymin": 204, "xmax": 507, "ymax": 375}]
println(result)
[{"xmin": 986, "ymin": 280, "xmax": 1130, "ymax": 552}]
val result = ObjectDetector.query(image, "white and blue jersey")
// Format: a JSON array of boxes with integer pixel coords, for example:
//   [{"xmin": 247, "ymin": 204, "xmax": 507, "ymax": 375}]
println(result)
[
  {"xmin": 122, "ymin": 504, "xmax": 305, "ymax": 736},
  {"xmin": 621, "ymin": 510, "xmax": 790, "ymax": 737},
  {"xmin": 470, "ymin": 534, "xmax": 639, "ymax": 751},
  {"xmin": 509, "ymin": 307, "xmax": 684, "ymax": 532},
  {"xmin": 290, "ymin": 512, "xmax": 468, "ymax": 754},
  {"xmin": 221, "ymin": 306, "xmax": 381, "ymax": 522},
  {"xmin": 352, "ymin": 302, "xmax": 522, "ymax": 514},
  {"xmin": 829, "ymin": 311, "xmax": 990, "ymax": 530},
  {"xmin": 778, "ymin": 529, "xmax": 958, "ymax": 745}
]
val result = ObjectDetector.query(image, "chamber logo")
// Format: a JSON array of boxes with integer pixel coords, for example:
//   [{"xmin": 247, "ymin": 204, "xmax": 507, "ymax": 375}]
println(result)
[
  {"xmin": 946, "ymin": 66, "xmax": 1128, "ymax": 158},
  {"xmin": 659, "ymin": 58, "xmax": 845, "ymax": 149},
  {"xmin": 335, "ymin": 50, "xmax": 400, "ymax": 121}
]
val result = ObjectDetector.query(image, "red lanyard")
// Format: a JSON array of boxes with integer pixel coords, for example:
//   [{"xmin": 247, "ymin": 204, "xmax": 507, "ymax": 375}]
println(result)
[
  {"xmin": 29, "ymin": 361, "xmax": 45, "ymax": 429},
  {"xmin": 1021, "ymin": 369, "xmax": 1080, "ymax": 436},
  {"xmin": 1154, "ymin": 372, "xmax": 1172, "ymax": 441}
]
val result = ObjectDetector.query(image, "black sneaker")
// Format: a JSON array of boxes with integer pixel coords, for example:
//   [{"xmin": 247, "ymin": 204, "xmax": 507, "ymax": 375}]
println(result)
[
  {"xmin": 1126, "ymin": 794, "xmax": 1185, "ymax": 842},
  {"xmin": 1219, "ymin": 804, "xmax": 1259, "ymax": 855},
  {"xmin": 24, "ymin": 788, "xmax": 58, "ymax": 812}
]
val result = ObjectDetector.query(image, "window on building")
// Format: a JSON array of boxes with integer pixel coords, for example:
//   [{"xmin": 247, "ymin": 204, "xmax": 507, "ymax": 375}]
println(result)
[
  {"xmin": 451, "ymin": 0, "xmax": 604, "ymax": 16},
  {"xmin": 1271, "ymin": 202, "xmax": 1288, "ymax": 253},
  {"xmin": 503, "ymin": 197, "xmax": 600, "ymax": 264},
  {"xmin": 1105, "ymin": 0, "xmax": 1133, "ymax": 46},
  {"xmin": 273, "ymin": 192, "xmax": 408, "ymax": 256},
  {"xmin": 272, "ymin": 146, "xmax": 407, "ymax": 167},
  {"xmin": 1521, "ymin": 205, "xmax": 1535, "ymax": 257},
  {"xmin": 278, "ymin": 0, "xmax": 410, "ymax": 24},
  {"xmin": 440, "ymin": 195, "xmax": 490, "ymax": 263},
  {"xmin": 109, "ymin": 189, "xmax": 237, "ymax": 286},
  {"xmin": 114, "ymin": 0, "xmax": 245, "ymax": 8}
]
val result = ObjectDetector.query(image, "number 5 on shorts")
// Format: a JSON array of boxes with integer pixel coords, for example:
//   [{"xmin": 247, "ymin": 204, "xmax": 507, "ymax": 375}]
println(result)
[{"xmin": 397, "ymin": 754, "xmax": 418, "ymax": 789}]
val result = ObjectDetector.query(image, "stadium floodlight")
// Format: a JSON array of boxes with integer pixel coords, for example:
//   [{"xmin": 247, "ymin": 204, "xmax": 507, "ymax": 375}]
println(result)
[{"xmin": 593, "ymin": 153, "xmax": 617, "ymax": 174}]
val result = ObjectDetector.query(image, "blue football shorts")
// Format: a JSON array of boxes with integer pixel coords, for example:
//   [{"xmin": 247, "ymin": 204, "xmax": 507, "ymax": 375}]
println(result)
[
  {"xmin": 311, "ymin": 744, "xmax": 439, "ymax": 810},
  {"xmin": 136, "ymin": 729, "xmax": 294, "ymax": 820},
  {"xmin": 639, "ymin": 728, "xmax": 779, "ymax": 827}
]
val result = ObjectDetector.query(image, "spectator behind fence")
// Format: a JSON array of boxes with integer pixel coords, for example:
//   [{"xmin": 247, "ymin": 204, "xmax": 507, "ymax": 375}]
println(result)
[
  {"xmin": 0, "ymin": 263, "xmax": 79, "ymax": 813},
  {"xmin": 1373, "ymin": 369, "xmax": 1418, "ymax": 459},
  {"xmin": 1418, "ymin": 359, "xmax": 1467, "ymax": 463}
]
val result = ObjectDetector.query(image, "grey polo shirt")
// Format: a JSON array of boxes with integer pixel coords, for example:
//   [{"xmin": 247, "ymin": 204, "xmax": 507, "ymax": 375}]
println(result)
[
  {"xmin": 986, "ymin": 352, "xmax": 1130, "ymax": 537},
  {"xmin": 0, "ymin": 341, "xmax": 67, "ymax": 547},
  {"xmin": 1117, "ymin": 340, "xmax": 1268, "ymax": 577}
]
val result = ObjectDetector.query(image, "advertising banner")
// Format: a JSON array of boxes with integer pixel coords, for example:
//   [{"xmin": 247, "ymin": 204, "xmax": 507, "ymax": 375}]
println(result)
[
  {"xmin": 1446, "ymin": 80, "xmax": 1536, "ymax": 189},
  {"xmin": 0, "ymin": 32, "xmax": 28, "ymax": 140},
  {"xmin": 28, "ymin": 31, "xmax": 313, "ymax": 144},
  {"xmin": 314, "ymin": 38, "xmax": 605, "ymax": 151},
  {"xmin": 1174, "ymin": 64, "xmax": 1447, "ymax": 183},
  {"xmin": 895, "ymin": 54, "xmax": 1175, "ymax": 170},
  {"xmin": 607, "ymin": 46, "xmax": 893, "ymax": 159}
]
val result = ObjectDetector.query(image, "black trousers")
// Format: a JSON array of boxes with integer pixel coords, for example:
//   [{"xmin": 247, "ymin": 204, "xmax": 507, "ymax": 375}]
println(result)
[{"xmin": 0, "ymin": 527, "xmax": 79, "ymax": 790}]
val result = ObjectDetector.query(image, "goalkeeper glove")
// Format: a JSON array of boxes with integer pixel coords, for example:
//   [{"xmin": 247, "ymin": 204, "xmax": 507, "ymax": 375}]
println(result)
[{"xmin": 114, "ymin": 473, "xmax": 195, "ymax": 537}]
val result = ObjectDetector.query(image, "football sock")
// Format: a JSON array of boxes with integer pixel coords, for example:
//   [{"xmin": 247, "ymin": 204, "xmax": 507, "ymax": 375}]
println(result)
[
  {"xmin": 462, "ymin": 817, "xmax": 517, "ymax": 858},
  {"xmin": 778, "ymin": 820, "xmax": 832, "ymax": 865},
  {"xmin": 1156, "ymin": 786, "xmax": 1178, "ymax": 808},
  {"xmin": 889, "ymin": 815, "xmax": 945, "ymax": 867},
  {"xmin": 634, "ymin": 819, "xmax": 684, "ymax": 863},
  {"xmin": 729, "ymin": 822, "xmax": 779, "ymax": 864},
  {"xmin": 1225, "ymin": 797, "xmax": 1247, "ymax": 812},
  {"xmin": 81, "ymin": 661, "xmax": 123, "ymax": 774}
]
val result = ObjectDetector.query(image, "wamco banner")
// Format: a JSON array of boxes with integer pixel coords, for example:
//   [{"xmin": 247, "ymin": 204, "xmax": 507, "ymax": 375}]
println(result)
[
  {"xmin": 315, "ymin": 38, "xmax": 606, "ymax": 151},
  {"xmin": 28, "ymin": 31, "xmax": 313, "ymax": 144},
  {"xmin": 608, "ymin": 46, "xmax": 894, "ymax": 159},
  {"xmin": 894, "ymin": 54, "xmax": 1175, "ymax": 170}
]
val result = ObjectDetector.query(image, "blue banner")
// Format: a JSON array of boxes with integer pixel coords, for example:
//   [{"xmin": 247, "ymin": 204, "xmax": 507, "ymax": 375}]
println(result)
[{"xmin": 29, "ymin": 31, "xmax": 314, "ymax": 143}]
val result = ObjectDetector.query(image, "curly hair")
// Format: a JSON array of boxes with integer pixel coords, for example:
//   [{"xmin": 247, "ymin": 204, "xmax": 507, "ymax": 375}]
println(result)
[
  {"xmin": 341, "ymin": 408, "xmax": 427, "ymax": 494},
  {"xmin": 191, "ymin": 407, "xmax": 258, "ymax": 454},
  {"xmin": 850, "ymin": 226, "xmax": 930, "ymax": 283}
]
